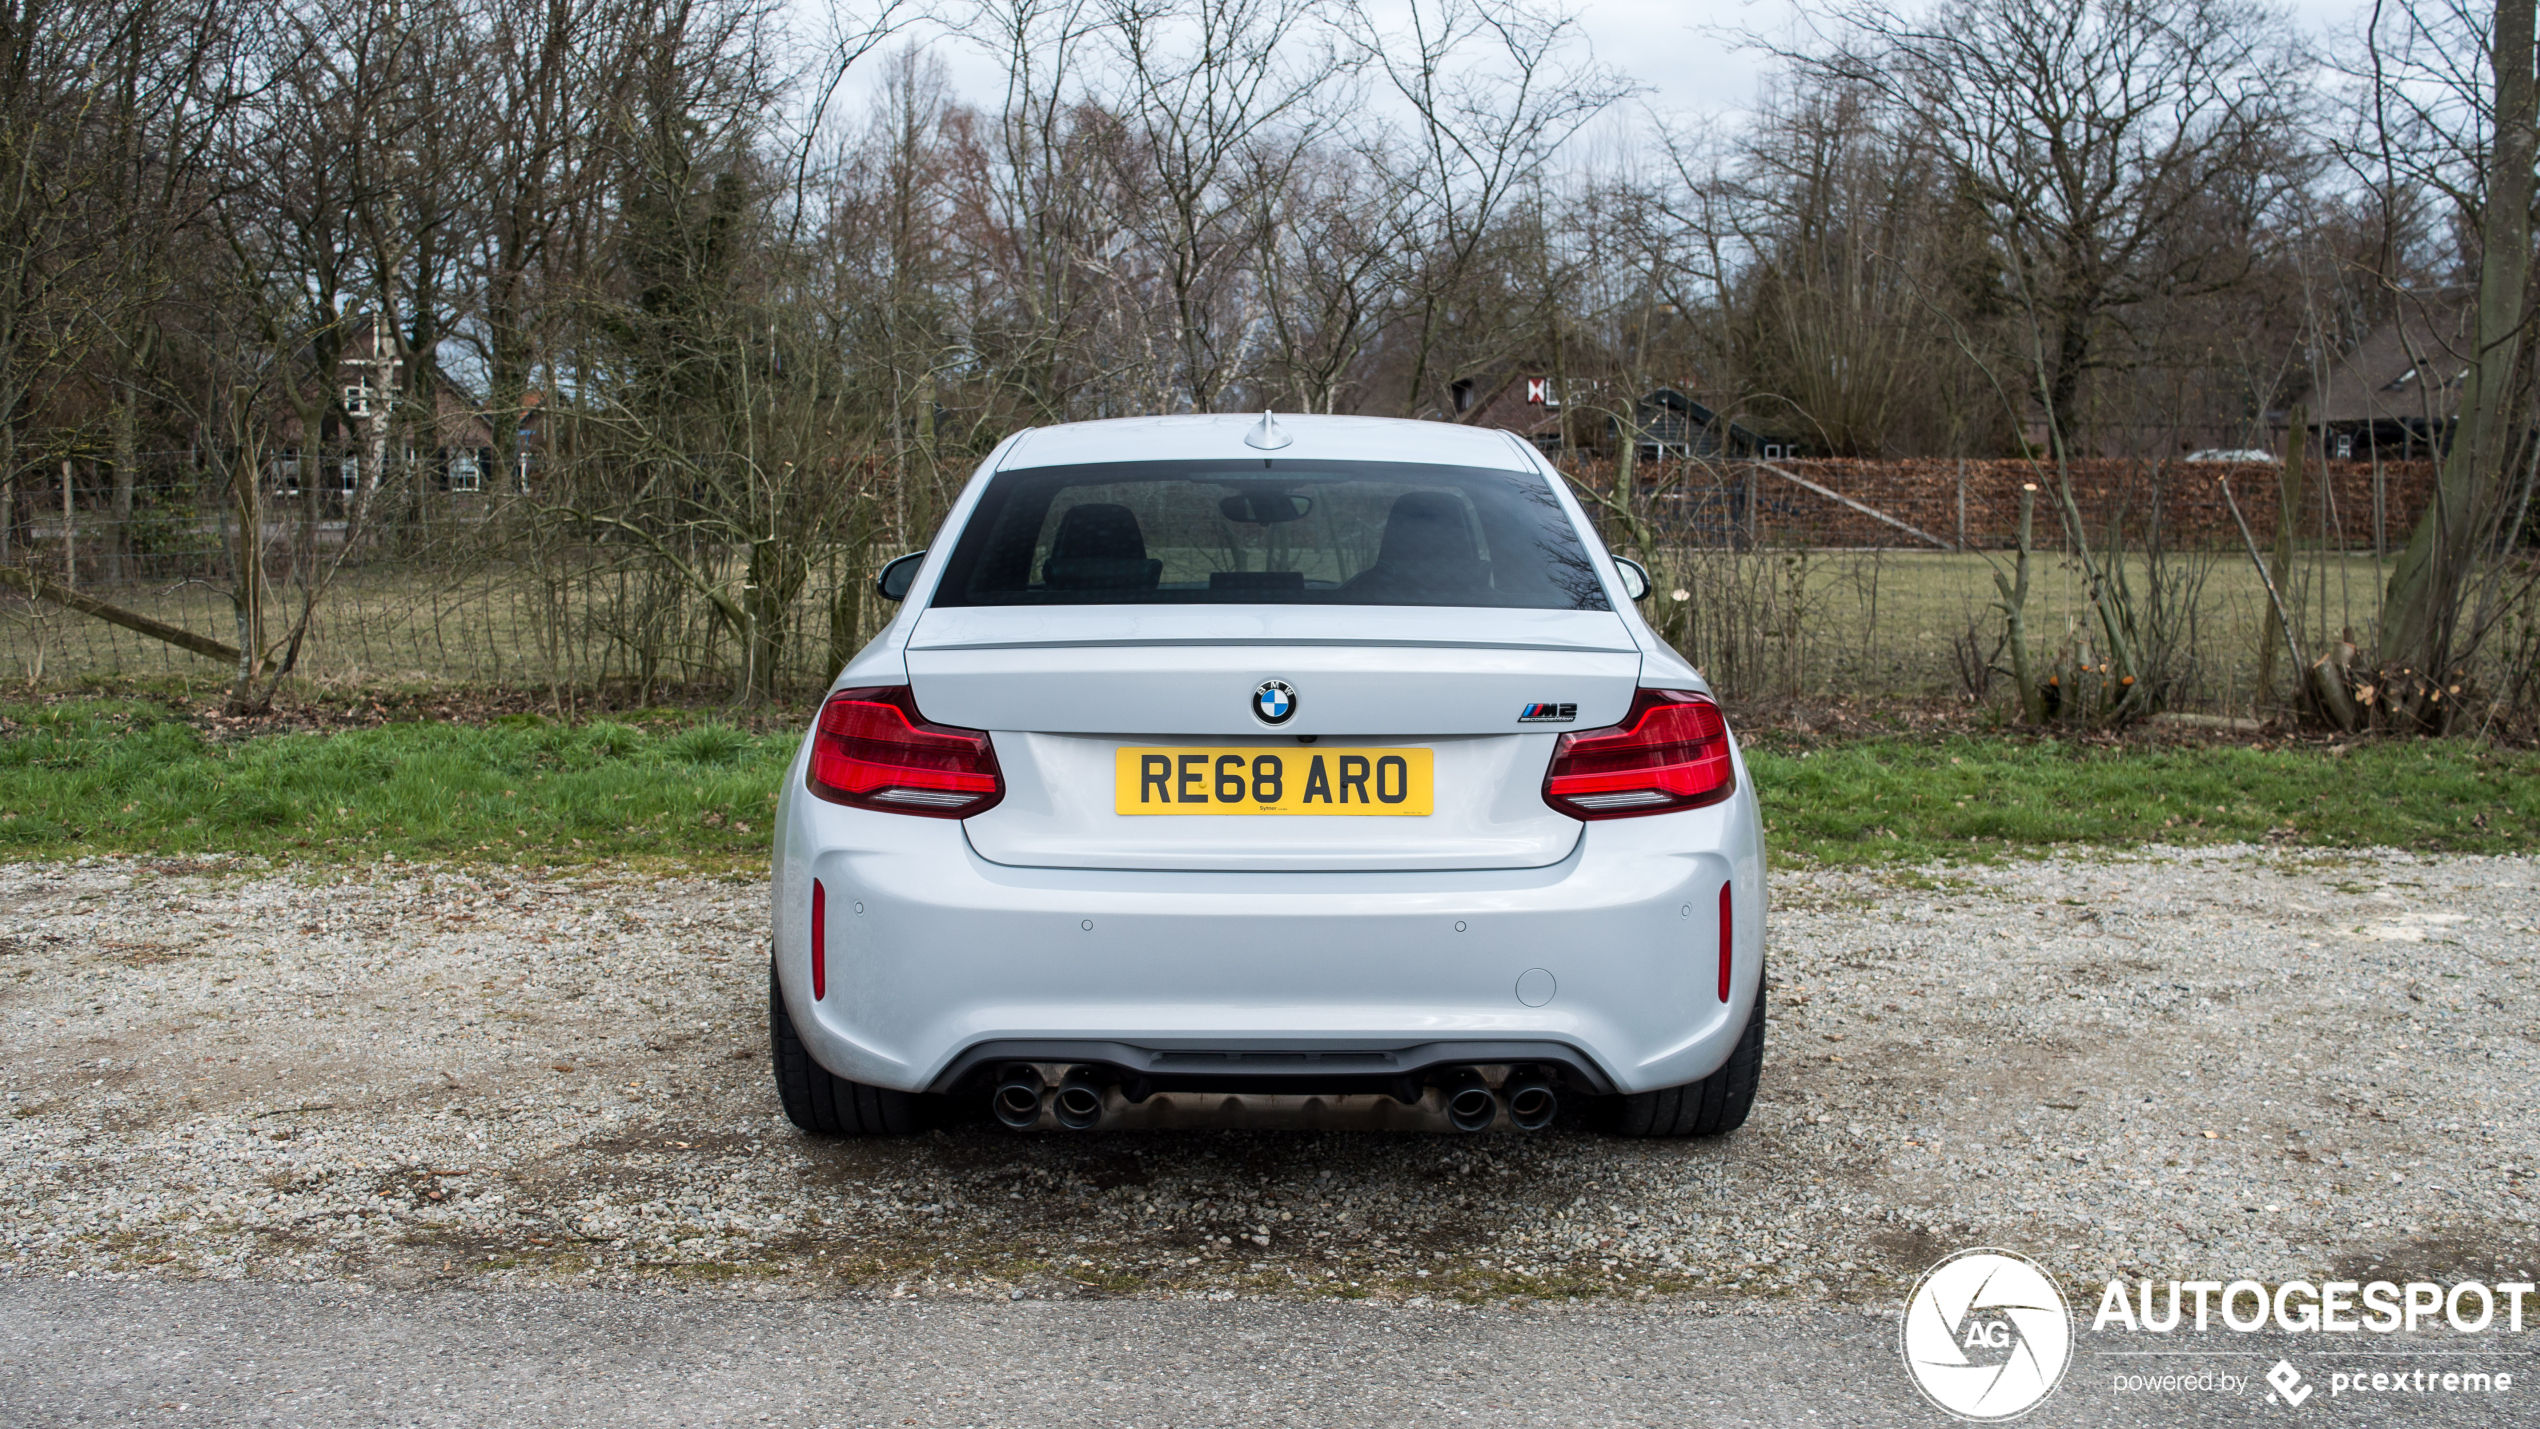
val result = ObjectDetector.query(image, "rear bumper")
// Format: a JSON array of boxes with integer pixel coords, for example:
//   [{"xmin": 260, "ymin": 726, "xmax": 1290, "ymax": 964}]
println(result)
[
  {"xmin": 769, "ymin": 745, "xmax": 1766, "ymax": 1098},
  {"xmin": 925, "ymin": 1037, "xmax": 1619, "ymax": 1098}
]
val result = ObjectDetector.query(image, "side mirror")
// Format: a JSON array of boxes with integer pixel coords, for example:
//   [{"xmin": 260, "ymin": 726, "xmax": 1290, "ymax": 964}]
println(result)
[
  {"xmin": 1612, "ymin": 556, "xmax": 1652, "ymax": 602},
  {"xmin": 875, "ymin": 550, "xmax": 927, "ymax": 603}
]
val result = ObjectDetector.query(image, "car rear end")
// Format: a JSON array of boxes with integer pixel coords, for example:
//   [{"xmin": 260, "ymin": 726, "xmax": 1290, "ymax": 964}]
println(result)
[{"xmin": 769, "ymin": 414, "xmax": 1764, "ymax": 1134}]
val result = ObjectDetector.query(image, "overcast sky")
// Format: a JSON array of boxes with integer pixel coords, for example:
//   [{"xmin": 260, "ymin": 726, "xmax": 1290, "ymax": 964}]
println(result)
[
  {"xmin": 1550, "ymin": 0, "xmax": 2365, "ymax": 116},
  {"xmin": 816, "ymin": 0, "xmax": 2375, "ymax": 133}
]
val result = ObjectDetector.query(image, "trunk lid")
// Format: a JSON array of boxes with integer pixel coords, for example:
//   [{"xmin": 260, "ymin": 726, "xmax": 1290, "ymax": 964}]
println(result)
[{"xmin": 906, "ymin": 605, "xmax": 1641, "ymax": 871}]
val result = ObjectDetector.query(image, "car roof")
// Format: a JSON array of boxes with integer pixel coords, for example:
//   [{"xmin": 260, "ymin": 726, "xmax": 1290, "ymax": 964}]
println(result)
[{"xmin": 994, "ymin": 413, "xmax": 1536, "ymax": 472}]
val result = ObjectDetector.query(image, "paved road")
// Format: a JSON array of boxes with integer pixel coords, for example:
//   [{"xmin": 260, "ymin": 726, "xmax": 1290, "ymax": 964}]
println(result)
[{"xmin": 3, "ymin": 1279, "xmax": 2529, "ymax": 1427}]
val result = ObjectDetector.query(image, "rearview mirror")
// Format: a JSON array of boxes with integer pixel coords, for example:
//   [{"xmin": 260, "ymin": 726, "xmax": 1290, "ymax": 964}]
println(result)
[
  {"xmin": 1219, "ymin": 489, "xmax": 1314, "ymax": 524},
  {"xmin": 1613, "ymin": 556, "xmax": 1652, "ymax": 602},
  {"xmin": 875, "ymin": 550, "xmax": 927, "ymax": 603}
]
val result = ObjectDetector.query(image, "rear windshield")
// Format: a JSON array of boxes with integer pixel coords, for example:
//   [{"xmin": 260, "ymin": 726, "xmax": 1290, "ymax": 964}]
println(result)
[{"xmin": 930, "ymin": 459, "xmax": 1609, "ymax": 610}]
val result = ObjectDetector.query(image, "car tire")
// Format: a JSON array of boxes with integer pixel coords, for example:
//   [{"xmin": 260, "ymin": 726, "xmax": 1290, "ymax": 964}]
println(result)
[
  {"xmin": 769, "ymin": 961, "xmax": 924, "ymax": 1135},
  {"xmin": 1600, "ymin": 983, "xmax": 1765, "ymax": 1138}
]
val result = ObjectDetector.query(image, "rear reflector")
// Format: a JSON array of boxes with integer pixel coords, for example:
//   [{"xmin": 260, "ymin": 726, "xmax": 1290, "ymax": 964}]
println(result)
[
  {"xmin": 808, "ymin": 685, "xmax": 1003, "ymax": 819},
  {"xmin": 1717, "ymin": 879, "xmax": 1732, "ymax": 1002},
  {"xmin": 1541, "ymin": 688, "xmax": 1734, "ymax": 820},
  {"xmin": 811, "ymin": 879, "xmax": 827, "ymax": 1001}
]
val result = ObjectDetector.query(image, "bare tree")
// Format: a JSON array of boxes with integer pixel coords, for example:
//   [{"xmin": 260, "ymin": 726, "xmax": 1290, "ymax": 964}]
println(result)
[
  {"xmin": 2351, "ymin": 0, "xmax": 2538, "ymax": 721},
  {"xmin": 1346, "ymin": 0, "xmax": 1629, "ymax": 418},
  {"xmin": 1253, "ymin": 141, "xmax": 1399, "ymax": 411},
  {"xmin": 0, "ymin": 0, "xmax": 130, "ymax": 563},
  {"xmin": 1716, "ymin": 75, "xmax": 1975, "ymax": 456},
  {"xmin": 1093, "ymin": 0, "xmax": 1343, "ymax": 412},
  {"xmin": 1795, "ymin": 0, "xmax": 2309, "ymax": 460}
]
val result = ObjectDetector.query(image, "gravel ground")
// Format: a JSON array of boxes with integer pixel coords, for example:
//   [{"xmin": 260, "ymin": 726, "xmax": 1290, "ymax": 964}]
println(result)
[{"xmin": 2, "ymin": 846, "xmax": 2534, "ymax": 1309}]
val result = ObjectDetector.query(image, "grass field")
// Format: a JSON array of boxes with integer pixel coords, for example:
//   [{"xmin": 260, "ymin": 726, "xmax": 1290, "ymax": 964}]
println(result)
[
  {"xmin": 0, "ymin": 553, "xmax": 885, "ymax": 695},
  {"xmin": 1656, "ymin": 547, "xmax": 2401, "ymax": 710},
  {"xmin": 3, "ymin": 699, "xmax": 2531, "ymax": 871},
  {"xmin": 5, "ymin": 545, "xmax": 2409, "ymax": 713}
]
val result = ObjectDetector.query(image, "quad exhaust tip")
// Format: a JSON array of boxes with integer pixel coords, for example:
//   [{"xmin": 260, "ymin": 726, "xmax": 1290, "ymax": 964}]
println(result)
[
  {"xmin": 1442, "ymin": 1071, "xmax": 1498, "ymax": 1133},
  {"xmin": 1504, "ymin": 1073, "xmax": 1558, "ymax": 1131},
  {"xmin": 990, "ymin": 1065, "xmax": 1106, "ymax": 1130},
  {"xmin": 992, "ymin": 1068, "xmax": 1045, "ymax": 1129},
  {"xmin": 995, "ymin": 1064, "xmax": 1560, "ymax": 1132},
  {"xmin": 1053, "ymin": 1072, "xmax": 1106, "ymax": 1130}
]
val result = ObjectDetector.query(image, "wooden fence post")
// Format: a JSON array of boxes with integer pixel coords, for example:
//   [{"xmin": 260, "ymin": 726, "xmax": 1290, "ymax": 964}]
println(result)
[
  {"xmin": 2257, "ymin": 403, "xmax": 2309, "ymax": 702},
  {"xmin": 61, "ymin": 458, "xmax": 75, "ymax": 589}
]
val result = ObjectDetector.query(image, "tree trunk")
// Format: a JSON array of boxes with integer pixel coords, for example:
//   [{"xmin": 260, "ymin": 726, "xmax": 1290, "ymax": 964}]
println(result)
[
  {"xmin": 744, "ymin": 536, "xmax": 786, "ymax": 703},
  {"xmin": 109, "ymin": 395, "xmax": 138, "ymax": 584},
  {"xmin": 1613, "ymin": 418, "xmax": 1636, "ymax": 543},
  {"xmin": 1956, "ymin": 459, "xmax": 1968, "ymax": 551},
  {"xmin": 828, "ymin": 509, "xmax": 877, "ymax": 679},
  {"xmin": 361, "ymin": 371, "xmax": 391, "ymax": 553},
  {"xmin": 2258, "ymin": 401, "xmax": 2310, "ymax": 702},
  {"xmin": 2378, "ymin": 0, "xmax": 2537, "ymax": 713},
  {"xmin": 0, "ymin": 566, "xmax": 240, "ymax": 663},
  {"xmin": 106, "ymin": 326, "xmax": 155, "ymax": 585},
  {"xmin": 410, "ymin": 440, "xmax": 431, "ymax": 548},
  {"xmin": 1994, "ymin": 483, "xmax": 2046, "ymax": 723},
  {"xmin": 226, "ymin": 449, "xmax": 265, "ymax": 715},
  {"xmin": 2046, "ymin": 306, "xmax": 2093, "ymax": 462},
  {"xmin": 910, "ymin": 369, "xmax": 940, "ymax": 545}
]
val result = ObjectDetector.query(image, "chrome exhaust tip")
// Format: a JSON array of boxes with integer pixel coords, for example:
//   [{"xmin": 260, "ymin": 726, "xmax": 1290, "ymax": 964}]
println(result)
[
  {"xmin": 1052, "ymin": 1072, "xmax": 1106, "ymax": 1130},
  {"xmin": 1442, "ymin": 1072, "xmax": 1497, "ymax": 1133},
  {"xmin": 992, "ymin": 1068, "xmax": 1045, "ymax": 1129},
  {"xmin": 1504, "ymin": 1073, "xmax": 1558, "ymax": 1131}
]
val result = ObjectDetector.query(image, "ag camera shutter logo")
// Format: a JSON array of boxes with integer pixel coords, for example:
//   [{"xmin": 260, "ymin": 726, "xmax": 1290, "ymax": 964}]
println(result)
[{"xmin": 1901, "ymin": 1249, "xmax": 2074, "ymax": 1421}]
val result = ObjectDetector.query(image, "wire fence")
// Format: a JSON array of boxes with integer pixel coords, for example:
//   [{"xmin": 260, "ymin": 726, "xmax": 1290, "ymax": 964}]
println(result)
[
  {"xmin": 3, "ymin": 453, "xmax": 2527, "ymax": 725},
  {"xmin": 0, "ymin": 489, "xmax": 902, "ymax": 701}
]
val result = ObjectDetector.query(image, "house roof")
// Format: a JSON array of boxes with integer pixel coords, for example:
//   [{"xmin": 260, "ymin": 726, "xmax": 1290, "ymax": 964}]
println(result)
[
  {"xmin": 1632, "ymin": 388, "xmax": 1771, "ymax": 448},
  {"xmin": 2313, "ymin": 291, "xmax": 2476, "ymax": 427}
]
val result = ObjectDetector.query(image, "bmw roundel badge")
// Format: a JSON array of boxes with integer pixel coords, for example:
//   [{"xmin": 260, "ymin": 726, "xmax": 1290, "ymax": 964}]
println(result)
[{"xmin": 1253, "ymin": 680, "xmax": 1297, "ymax": 724}]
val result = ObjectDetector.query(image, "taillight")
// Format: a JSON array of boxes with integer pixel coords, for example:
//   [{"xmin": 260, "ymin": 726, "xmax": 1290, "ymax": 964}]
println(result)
[
  {"xmin": 807, "ymin": 686, "xmax": 1003, "ymax": 818},
  {"xmin": 1542, "ymin": 688, "xmax": 1734, "ymax": 819}
]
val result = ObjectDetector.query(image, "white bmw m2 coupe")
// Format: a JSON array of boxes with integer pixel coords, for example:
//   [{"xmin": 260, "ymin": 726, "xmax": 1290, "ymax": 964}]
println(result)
[{"xmin": 769, "ymin": 413, "xmax": 1765, "ymax": 1137}]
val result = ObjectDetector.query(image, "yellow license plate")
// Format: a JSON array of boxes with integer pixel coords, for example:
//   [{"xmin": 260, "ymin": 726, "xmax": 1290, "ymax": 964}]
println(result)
[{"xmin": 1114, "ymin": 747, "xmax": 1433, "ymax": 816}]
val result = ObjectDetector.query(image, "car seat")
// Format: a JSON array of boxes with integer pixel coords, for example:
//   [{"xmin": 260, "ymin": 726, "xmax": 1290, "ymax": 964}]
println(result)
[
  {"xmin": 1042, "ymin": 502, "xmax": 1163, "ymax": 592},
  {"xmin": 1340, "ymin": 491, "xmax": 1492, "ymax": 599}
]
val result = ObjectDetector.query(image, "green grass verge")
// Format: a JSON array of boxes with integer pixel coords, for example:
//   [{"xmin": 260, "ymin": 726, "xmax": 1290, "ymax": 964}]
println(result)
[
  {"xmin": 1747, "ymin": 737, "xmax": 2539, "ymax": 865},
  {"xmin": 0, "ymin": 700, "xmax": 791, "ymax": 869},
  {"xmin": 0, "ymin": 700, "xmax": 2531, "ymax": 870}
]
